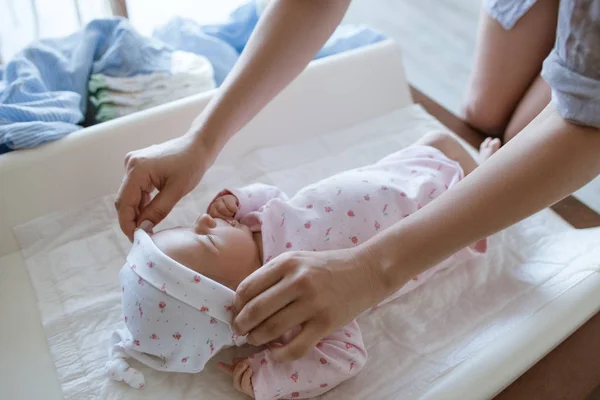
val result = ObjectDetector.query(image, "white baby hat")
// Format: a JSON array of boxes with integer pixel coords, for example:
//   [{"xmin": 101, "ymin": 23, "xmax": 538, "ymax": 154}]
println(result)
[{"xmin": 107, "ymin": 230, "xmax": 246, "ymax": 388}]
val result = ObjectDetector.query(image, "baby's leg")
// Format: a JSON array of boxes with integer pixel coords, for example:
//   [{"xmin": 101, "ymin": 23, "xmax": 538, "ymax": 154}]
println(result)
[
  {"xmin": 416, "ymin": 132, "xmax": 494, "ymax": 253},
  {"xmin": 415, "ymin": 131, "xmax": 500, "ymax": 176}
]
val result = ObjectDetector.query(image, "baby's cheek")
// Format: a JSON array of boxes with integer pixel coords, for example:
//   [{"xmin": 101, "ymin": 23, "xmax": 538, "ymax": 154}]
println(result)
[
  {"xmin": 218, "ymin": 235, "xmax": 261, "ymax": 286},
  {"xmin": 228, "ymin": 230, "xmax": 259, "ymax": 258}
]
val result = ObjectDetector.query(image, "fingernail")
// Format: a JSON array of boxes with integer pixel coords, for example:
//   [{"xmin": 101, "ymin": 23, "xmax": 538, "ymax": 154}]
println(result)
[{"xmin": 139, "ymin": 220, "xmax": 154, "ymax": 232}]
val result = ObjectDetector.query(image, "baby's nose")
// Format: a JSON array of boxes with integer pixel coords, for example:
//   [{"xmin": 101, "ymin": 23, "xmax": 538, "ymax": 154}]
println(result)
[{"xmin": 193, "ymin": 214, "xmax": 214, "ymax": 232}]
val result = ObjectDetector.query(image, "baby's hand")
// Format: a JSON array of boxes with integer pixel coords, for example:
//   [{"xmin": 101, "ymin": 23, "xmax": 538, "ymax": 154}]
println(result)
[
  {"xmin": 209, "ymin": 194, "xmax": 239, "ymax": 220},
  {"xmin": 216, "ymin": 358, "xmax": 254, "ymax": 398}
]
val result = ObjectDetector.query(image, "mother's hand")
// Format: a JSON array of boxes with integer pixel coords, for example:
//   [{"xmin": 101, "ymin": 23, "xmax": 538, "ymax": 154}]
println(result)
[
  {"xmin": 115, "ymin": 135, "xmax": 210, "ymax": 241},
  {"xmin": 233, "ymin": 247, "xmax": 388, "ymax": 362}
]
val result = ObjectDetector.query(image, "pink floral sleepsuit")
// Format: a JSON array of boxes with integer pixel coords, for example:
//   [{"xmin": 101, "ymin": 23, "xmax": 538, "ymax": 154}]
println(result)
[
  {"xmin": 211, "ymin": 145, "xmax": 487, "ymax": 399},
  {"xmin": 107, "ymin": 145, "xmax": 486, "ymax": 399}
]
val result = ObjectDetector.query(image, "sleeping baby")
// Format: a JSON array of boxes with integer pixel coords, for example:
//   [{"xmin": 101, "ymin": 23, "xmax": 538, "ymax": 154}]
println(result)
[{"xmin": 106, "ymin": 132, "xmax": 499, "ymax": 399}]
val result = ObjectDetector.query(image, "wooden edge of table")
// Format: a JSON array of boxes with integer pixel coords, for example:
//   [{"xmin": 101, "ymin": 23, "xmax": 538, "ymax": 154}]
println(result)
[
  {"xmin": 410, "ymin": 87, "xmax": 600, "ymax": 229},
  {"xmin": 410, "ymin": 86, "xmax": 600, "ymax": 400}
]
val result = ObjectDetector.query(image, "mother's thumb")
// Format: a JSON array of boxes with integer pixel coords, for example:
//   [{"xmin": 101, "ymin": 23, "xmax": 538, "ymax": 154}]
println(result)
[{"xmin": 137, "ymin": 188, "xmax": 181, "ymax": 228}]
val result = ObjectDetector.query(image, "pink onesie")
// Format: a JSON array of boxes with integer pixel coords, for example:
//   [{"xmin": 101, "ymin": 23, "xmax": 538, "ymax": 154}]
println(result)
[{"xmin": 210, "ymin": 145, "xmax": 486, "ymax": 399}]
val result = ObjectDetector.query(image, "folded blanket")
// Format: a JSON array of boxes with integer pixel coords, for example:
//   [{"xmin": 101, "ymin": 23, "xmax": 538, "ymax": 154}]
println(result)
[{"xmin": 89, "ymin": 51, "xmax": 216, "ymax": 123}]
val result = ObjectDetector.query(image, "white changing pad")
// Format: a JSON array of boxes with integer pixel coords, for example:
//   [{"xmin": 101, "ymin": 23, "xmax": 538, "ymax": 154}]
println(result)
[{"xmin": 15, "ymin": 105, "xmax": 600, "ymax": 400}]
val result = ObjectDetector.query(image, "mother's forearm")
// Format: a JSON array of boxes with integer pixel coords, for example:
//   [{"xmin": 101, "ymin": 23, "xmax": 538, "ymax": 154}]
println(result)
[
  {"xmin": 362, "ymin": 104, "xmax": 600, "ymax": 293},
  {"xmin": 188, "ymin": 0, "xmax": 350, "ymax": 158}
]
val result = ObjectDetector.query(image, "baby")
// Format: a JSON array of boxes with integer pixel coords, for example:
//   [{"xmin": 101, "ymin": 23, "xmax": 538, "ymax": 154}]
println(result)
[{"xmin": 107, "ymin": 132, "xmax": 499, "ymax": 399}]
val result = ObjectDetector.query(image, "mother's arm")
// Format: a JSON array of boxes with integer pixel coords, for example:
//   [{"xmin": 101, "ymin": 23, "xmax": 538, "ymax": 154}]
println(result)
[
  {"xmin": 116, "ymin": 0, "xmax": 350, "ymax": 239},
  {"xmin": 379, "ymin": 0, "xmax": 600, "ymax": 286},
  {"xmin": 233, "ymin": 103, "xmax": 600, "ymax": 361},
  {"xmin": 188, "ymin": 0, "xmax": 351, "ymax": 153},
  {"xmin": 232, "ymin": 0, "xmax": 600, "ymax": 361},
  {"xmin": 369, "ymin": 105, "xmax": 600, "ymax": 290}
]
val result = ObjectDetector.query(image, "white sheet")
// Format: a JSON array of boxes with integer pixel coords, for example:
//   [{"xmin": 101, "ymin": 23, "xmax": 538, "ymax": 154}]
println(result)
[{"xmin": 15, "ymin": 105, "xmax": 600, "ymax": 400}]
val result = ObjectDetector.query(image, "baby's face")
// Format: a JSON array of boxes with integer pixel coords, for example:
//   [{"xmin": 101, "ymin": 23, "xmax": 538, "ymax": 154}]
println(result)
[{"xmin": 151, "ymin": 214, "xmax": 261, "ymax": 290}]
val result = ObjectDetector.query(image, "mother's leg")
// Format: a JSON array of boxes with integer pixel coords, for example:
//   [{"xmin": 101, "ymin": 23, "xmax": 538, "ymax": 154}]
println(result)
[{"xmin": 461, "ymin": 0, "xmax": 558, "ymax": 137}]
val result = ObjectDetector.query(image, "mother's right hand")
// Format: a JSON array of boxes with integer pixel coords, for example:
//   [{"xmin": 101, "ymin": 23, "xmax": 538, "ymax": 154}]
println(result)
[{"xmin": 115, "ymin": 135, "xmax": 210, "ymax": 241}]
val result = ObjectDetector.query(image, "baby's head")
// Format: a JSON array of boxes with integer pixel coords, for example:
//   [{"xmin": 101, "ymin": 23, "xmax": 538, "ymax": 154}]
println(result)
[
  {"xmin": 109, "ymin": 219, "xmax": 257, "ymax": 386},
  {"xmin": 151, "ymin": 214, "xmax": 261, "ymax": 290}
]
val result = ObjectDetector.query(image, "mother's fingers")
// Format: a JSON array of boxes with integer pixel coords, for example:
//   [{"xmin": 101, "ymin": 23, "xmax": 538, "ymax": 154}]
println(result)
[
  {"xmin": 233, "ymin": 264, "xmax": 299, "ymax": 336},
  {"xmin": 136, "ymin": 183, "xmax": 182, "ymax": 228},
  {"xmin": 141, "ymin": 190, "xmax": 152, "ymax": 210},
  {"xmin": 270, "ymin": 320, "xmax": 324, "ymax": 363},
  {"xmin": 246, "ymin": 300, "xmax": 314, "ymax": 346},
  {"xmin": 233, "ymin": 256, "xmax": 291, "ymax": 326},
  {"xmin": 115, "ymin": 173, "xmax": 143, "ymax": 241}
]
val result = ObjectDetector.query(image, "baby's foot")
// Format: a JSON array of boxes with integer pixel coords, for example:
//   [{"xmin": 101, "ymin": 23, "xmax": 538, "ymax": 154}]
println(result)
[{"xmin": 479, "ymin": 137, "xmax": 501, "ymax": 163}]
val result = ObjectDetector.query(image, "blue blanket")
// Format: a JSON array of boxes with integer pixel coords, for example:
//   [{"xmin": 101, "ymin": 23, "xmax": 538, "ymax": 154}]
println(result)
[{"xmin": 0, "ymin": 2, "xmax": 384, "ymax": 154}]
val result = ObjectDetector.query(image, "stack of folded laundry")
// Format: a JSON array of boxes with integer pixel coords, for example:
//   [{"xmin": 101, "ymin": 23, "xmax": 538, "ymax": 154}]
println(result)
[
  {"xmin": 88, "ymin": 51, "xmax": 216, "ymax": 123},
  {"xmin": 0, "ymin": 0, "xmax": 385, "ymax": 153}
]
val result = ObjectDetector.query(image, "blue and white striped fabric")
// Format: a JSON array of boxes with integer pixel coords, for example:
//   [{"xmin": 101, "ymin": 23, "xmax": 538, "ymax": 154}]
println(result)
[
  {"xmin": 0, "ymin": 1, "xmax": 385, "ymax": 154},
  {"xmin": 0, "ymin": 18, "xmax": 175, "ymax": 153}
]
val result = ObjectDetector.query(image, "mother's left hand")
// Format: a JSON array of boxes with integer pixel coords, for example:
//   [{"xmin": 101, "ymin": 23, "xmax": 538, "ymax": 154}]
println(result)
[{"xmin": 233, "ymin": 247, "xmax": 388, "ymax": 362}]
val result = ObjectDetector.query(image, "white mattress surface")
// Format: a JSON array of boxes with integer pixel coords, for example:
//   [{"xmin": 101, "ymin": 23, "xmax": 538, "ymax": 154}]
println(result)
[{"xmin": 14, "ymin": 105, "xmax": 600, "ymax": 399}]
